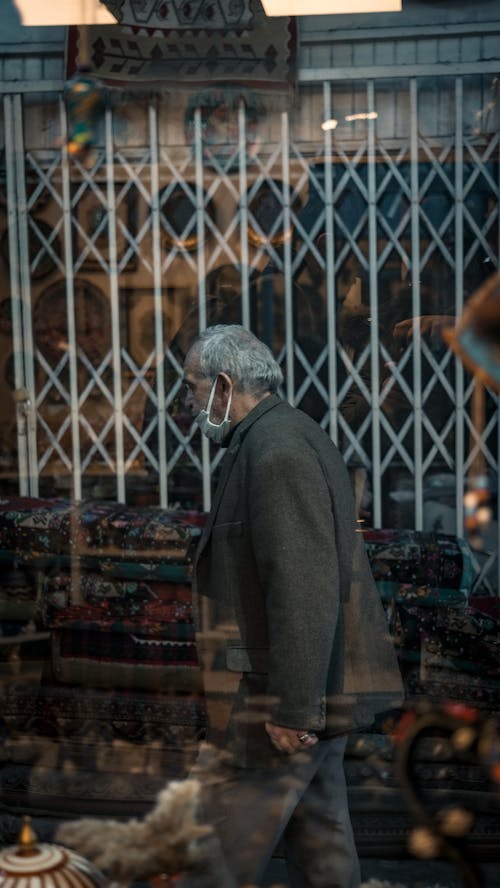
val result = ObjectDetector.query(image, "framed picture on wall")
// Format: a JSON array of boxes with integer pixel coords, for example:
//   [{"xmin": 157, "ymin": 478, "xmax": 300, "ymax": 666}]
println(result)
[
  {"xmin": 120, "ymin": 287, "xmax": 195, "ymax": 370},
  {"xmin": 72, "ymin": 182, "xmax": 137, "ymax": 273}
]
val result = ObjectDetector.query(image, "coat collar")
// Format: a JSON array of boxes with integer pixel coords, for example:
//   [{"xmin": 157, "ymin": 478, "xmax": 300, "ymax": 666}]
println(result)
[{"xmin": 227, "ymin": 392, "xmax": 282, "ymax": 453}]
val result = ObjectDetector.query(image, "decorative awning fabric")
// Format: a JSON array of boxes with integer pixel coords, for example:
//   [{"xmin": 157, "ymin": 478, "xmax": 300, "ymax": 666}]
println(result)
[{"xmin": 66, "ymin": 0, "xmax": 296, "ymax": 91}]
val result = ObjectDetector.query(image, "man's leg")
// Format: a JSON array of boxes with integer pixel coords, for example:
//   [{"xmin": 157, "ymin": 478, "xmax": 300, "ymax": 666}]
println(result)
[
  {"xmin": 282, "ymin": 736, "xmax": 361, "ymax": 888},
  {"xmin": 180, "ymin": 739, "xmax": 358, "ymax": 888}
]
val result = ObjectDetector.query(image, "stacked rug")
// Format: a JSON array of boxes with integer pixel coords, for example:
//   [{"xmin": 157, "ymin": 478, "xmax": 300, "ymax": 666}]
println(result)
[
  {"xmin": 0, "ymin": 497, "xmax": 208, "ymax": 819},
  {"xmin": 1, "ymin": 495, "xmax": 499, "ymax": 859}
]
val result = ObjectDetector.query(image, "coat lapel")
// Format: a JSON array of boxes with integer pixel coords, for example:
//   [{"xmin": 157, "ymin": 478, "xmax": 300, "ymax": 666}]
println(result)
[
  {"xmin": 195, "ymin": 394, "xmax": 281, "ymax": 561},
  {"xmin": 196, "ymin": 441, "xmax": 240, "ymax": 557}
]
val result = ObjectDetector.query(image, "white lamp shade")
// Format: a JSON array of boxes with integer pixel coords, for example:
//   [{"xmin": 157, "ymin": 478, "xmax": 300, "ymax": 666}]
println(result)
[
  {"xmin": 262, "ymin": 0, "xmax": 401, "ymax": 13},
  {"xmin": 14, "ymin": 0, "xmax": 117, "ymax": 25},
  {"xmin": 0, "ymin": 819, "xmax": 107, "ymax": 888}
]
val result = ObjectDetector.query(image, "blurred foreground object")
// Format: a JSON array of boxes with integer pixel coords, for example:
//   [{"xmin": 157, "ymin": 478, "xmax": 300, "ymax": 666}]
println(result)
[
  {"xmin": 394, "ymin": 701, "xmax": 500, "ymax": 888},
  {"xmin": 443, "ymin": 272, "xmax": 499, "ymax": 551},
  {"xmin": 55, "ymin": 777, "xmax": 232, "ymax": 886},
  {"xmin": 14, "ymin": 0, "xmax": 117, "ymax": 25},
  {"xmin": 0, "ymin": 817, "xmax": 106, "ymax": 888},
  {"xmin": 443, "ymin": 272, "xmax": 500, "ymax": 392},
  {"xmin": 64, "ymin": 67, "xmax": 107, "ymax": 159},
  {"xmin": 261, "ymin": 0, "xmax": 402, "ymax": 13}
]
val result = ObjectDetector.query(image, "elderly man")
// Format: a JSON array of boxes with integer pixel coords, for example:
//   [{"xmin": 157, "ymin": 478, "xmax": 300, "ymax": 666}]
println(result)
[{"xmin": 181, "ymin": 324, "xmax": 403, "ymax": 888}]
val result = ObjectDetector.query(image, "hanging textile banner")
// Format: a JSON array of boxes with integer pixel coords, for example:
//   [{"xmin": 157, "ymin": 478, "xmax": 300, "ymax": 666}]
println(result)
[
  {"xmin": 105, "ymin": 0, "xmax": 255, "ymax": 30},
  {"xmin": 66, "ymin": 0, "xmax": 296, "ymax": 91}
]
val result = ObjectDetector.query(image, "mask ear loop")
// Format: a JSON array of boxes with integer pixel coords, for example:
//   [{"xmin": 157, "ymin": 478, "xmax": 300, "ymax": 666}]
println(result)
[
  {"xmin": 222, "ymin": 385, "xmax": 233, "ymax": 423},
  {"xmin": 206, "ymin": 376, "xmax": 233, "ymax": 426},
  {"xmin": 205, "ymin": 379, "xmax": 218, "ymax": 419}
]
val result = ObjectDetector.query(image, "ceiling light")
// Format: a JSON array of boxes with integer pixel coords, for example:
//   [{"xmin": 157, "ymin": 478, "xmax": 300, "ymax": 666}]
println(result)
[
  {"xmin": 14, "ymin": 0, "xmax": 117, "ymax": 26},
  {"xmin": 321, "ymin": 118, "xmax": 338, "ymax": 131},
  {"xmin": 262, "ymin": 0, "xmax": 401, "ymax": 14},
  {"xmin": 345, "ymin": 112, "xmax": 379, "ymax": 121}
]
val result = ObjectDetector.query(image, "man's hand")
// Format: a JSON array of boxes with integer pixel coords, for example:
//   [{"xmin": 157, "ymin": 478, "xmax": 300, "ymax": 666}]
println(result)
[{"xmin": 265, "ymin": 721, "xmax": 319, "ymax": 754}]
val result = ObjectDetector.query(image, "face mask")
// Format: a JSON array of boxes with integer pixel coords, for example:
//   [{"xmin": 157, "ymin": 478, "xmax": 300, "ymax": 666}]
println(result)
[{"xmin": 195, "ymin": 377, "xmax": 233, "ymax": 444}]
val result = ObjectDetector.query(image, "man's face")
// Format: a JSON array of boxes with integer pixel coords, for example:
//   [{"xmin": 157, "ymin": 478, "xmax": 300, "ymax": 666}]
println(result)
[{"xmin": 182, "ymin": 345, "xmax": 220, "ymax": 419}]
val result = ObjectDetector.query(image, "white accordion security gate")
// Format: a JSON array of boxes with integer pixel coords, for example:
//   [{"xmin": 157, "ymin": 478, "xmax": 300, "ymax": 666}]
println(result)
[{"xmin": 0, "ymin": 73, "xmax": 498, "ymax": 593}]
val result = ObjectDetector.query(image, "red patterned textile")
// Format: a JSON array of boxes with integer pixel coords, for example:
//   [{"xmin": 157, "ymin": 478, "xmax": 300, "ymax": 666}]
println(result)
[
  {"xmin": 363, "ymin": 528, "xmax": 471, "ymax": 607},
  {"xmin": 0, "ymin": 497, "xmax": 204, "ymax": 565}
]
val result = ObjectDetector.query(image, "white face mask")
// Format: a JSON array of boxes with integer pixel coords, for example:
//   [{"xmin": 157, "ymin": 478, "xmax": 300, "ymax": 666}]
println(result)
[{"xmin": 195, "ymin": 377, "xmax": 233, "ymax": 444}]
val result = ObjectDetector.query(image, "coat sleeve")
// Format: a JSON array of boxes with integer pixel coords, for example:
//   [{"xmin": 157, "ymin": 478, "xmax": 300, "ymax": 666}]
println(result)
[{"xmin": 248, "ymin": 438, "xmax": 342, "ymax": 731}]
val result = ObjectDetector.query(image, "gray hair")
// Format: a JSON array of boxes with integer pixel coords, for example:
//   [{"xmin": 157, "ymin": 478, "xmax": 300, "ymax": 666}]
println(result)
[{"xmin": 195, "ymin": 325, "xmax": 283, "ymax": 395}]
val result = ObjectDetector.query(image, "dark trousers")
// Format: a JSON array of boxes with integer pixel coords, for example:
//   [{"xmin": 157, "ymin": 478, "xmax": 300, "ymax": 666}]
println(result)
[{"xmin": 181, "ymin": 735, "xmax": 361, "ymax": 888}]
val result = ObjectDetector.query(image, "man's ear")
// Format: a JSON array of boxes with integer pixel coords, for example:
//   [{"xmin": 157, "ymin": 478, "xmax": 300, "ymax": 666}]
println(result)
[{"xmin": 217, "ymin": 372, "xmax": 233, "ymax": 394}]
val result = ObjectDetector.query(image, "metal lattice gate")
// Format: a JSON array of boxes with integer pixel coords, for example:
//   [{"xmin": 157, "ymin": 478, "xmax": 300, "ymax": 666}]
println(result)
[{"xmin": 0, "ymin": 75, "xmax": 498, "ymax": 593}]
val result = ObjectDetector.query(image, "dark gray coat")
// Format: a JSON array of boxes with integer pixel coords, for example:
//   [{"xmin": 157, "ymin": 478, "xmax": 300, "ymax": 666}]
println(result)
[{"xmin": 194, "ymin": 395, "xmax": 403, "ymax": 766}]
